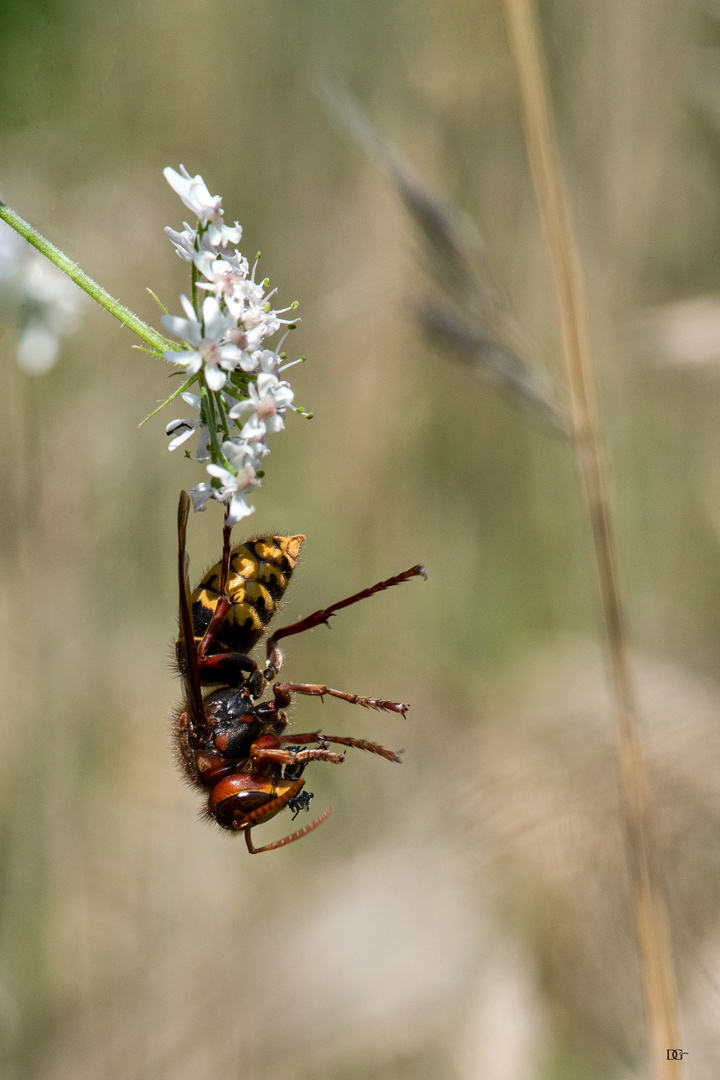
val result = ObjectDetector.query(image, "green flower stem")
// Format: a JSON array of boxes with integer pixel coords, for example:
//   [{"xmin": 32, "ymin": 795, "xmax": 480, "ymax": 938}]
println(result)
[
  {"xmin": 214, "ymin": 389, "xmax": 231, "ymax": 441},
  {"xmin": 0, "ymin": 201, "xmax": 176, "ymax": 355},
  {"xmin": 192, "ymin": 226, "xmax": 206, "ymax": 315},
  {"xmin": 199, "ymin": 381, "xmax": 233, "ymax": 473},
  {"xmin": 191, "ymin": 259, "xmax": 200, "ymax": 321}
]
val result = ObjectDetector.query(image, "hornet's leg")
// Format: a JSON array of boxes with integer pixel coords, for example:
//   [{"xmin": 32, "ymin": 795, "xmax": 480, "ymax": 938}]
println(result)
[
  {"xmin": 265, "ymin": 564, "xmax": 426, "ymax": 672},
  {"xmin": 232, "ymin": 779, "xmax": 333, "ymax": 853},
  {"xmin": 273, "ymin": 681, "xmax": 409, "ymax": 717},
  {"xmin": 250, "ymin": 745, "xmax": 344, "ymax": 767},
  {"xmin": 245, "ymin": 805, "xmax": 334, "ymax": 854},
  {"xmin": 279, "ymin": 730, "xmax": 402, "ymax": 763}
]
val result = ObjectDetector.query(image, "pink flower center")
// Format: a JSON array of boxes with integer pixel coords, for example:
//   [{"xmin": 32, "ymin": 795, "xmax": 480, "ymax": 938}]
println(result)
[
  {"xmin": 199, "ymin": 339, "xmax": 221, "ymax": 365},
  {"xmin": 237, "ymin": 465, "xmax": 257, "ymax": 491},
  {"xmin": 256, "ymin": 396, "xmax": 277, "ymax": 420},
  {"xmin": 219, "ymin": 270, "xmax": 243, "ymax": 297},
  {"xmin": 227, "ymin": 328, "xmax": 249, "ymax": 349}
]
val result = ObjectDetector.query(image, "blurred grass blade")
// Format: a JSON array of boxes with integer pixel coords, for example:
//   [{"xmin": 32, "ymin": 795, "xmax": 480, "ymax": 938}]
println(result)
[
  {"xmin": 323, "ymin": 81, "xmax": 568, "ymax": 435},
  {"xmin": 322, "ymin": 81, "xmax": 481, "ymax": 302},
  {"xmin": 419, "ymin": 301, "xmax": 568, "ymax": 434}
]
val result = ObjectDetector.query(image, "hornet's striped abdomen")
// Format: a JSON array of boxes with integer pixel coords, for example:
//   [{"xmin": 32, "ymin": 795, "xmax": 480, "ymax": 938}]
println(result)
[{"xmin": 191, "ymin": 535, "xmax": 304, "ymax": 656}]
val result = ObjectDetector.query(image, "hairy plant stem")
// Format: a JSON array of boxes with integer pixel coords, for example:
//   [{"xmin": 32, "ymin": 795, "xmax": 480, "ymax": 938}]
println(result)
[
  {"xmin": 0, "ymin": 201, "xmax": 175, "ymax": 354},
  {"xmin": 502, "ymin": 0, "xmax": 682, "ymax": 1075}
]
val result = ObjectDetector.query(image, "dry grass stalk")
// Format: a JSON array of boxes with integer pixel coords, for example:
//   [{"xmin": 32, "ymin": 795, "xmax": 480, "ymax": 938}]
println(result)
[{"xmin": 502, "ymin": 0, "xmax": 683, "ymax": 1075}]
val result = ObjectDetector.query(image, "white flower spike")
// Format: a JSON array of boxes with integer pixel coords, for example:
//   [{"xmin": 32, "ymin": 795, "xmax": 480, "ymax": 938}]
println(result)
[{"xmin": 160, "ymin": 166, "xmax": 308, "ymax": 520}]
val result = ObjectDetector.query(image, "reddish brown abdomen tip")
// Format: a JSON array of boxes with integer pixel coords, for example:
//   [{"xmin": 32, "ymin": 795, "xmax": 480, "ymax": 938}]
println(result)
[{"xmin": 281, "ymin": 535, "xmax": 305, "ymax": 563}]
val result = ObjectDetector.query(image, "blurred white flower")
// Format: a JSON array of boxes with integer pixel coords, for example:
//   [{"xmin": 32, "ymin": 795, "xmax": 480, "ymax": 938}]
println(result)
[
  {"xmin": 17, "ymin": 324, "xmax": 60, "ymax": 375},
  {"xmin": 635, "ymin": 296, "xmax": 720, "ymax": 368},
  {"xmin": 0, "ymin": 219, "xmax": 82, "ymax": 375},
  {"xmin": 0, "ymin": 221, "xmax": 23, "ymax": 283},
  {"xmin": 22, "ymin": 258, "xmax": 81, "ymax": 335}
]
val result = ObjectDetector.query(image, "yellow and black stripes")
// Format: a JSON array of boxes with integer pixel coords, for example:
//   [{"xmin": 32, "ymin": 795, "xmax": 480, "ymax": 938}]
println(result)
[{"xmin": 191, "ymin": 535, "xmax": 304, "ymax": 655}]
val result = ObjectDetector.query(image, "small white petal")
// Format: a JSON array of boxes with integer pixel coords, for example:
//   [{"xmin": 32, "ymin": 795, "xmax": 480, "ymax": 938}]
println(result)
[
  {"xmin": 240, "ymin": 414, "xmax": 266, "ymax": 441},
  {"xmin": 161, "ymin": 314, "xmax": 201, "ymax": 345},
  {"xmin": 227, "ymin": 398, "xmax": 252, "ymax": 420},
  {"xmin": 257, "ymin": 349, "xmax": 282, "ymax": 373},
  {"xmin": 226, "ymin": 493, "xmax": 255, "ymax": 526},
  {"xmin": 164, "ymin": 166, "xmax": 223, "ymax": 226},
  {"xmin": 188, "ymin": 482, "xmax": 215, "ymax": 511},
  {"xmin": 207, "ymin": 222, "xmax": 243, "ymax": 249},
  {"xmin": 164, "ymin": 348, "xmax": 203, "ymax": 376},
  {"xmin": 263, "ymin": 413, "xmax": 285, "ymax": 435},
  {"xmin": 206, "ymin": 463, "xmax": 231, "ymax": 483},
  {"xmin": 166, "ymin": 418, "xmax": 199, "ymax": 451},
  {"xmin": 204, "ymin": 365, "xmax": 227, "ymax": 391},
  {"xmin": 164, "ymin": 225, "xmax": 196, "ymax": 261},
  {"xmin": 238, "ymin": 351, "xmax": 260, "ymax": 373},
  {"xmin": 180, "ymin": 294, "xmax": 197, "ymax": 321}
]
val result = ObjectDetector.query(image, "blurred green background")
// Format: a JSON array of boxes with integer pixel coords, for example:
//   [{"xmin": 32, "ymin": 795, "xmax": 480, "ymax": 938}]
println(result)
[{"xmin": 2, "ymin": 1, "xmax": 720, "ymax": 1078}]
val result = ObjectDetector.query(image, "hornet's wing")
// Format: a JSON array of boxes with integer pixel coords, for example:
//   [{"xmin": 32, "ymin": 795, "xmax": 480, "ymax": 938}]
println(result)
[{"xmin": 177, "ymin": 491, "xmax": 206, "ymax": 729}]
